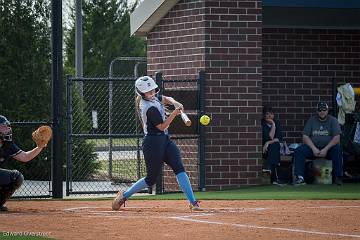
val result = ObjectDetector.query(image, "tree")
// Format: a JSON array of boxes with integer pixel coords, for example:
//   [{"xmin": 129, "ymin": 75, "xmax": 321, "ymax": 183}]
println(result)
[
  {"xmin": 63, "ymin": 0, "xmax": 146, "ymax": 181},
  {"xmin": 0, "ymin": 0, "xmax": 51, "ymax": 119},
  {"xmin": 0, "ymin": 0, "xmax": 52, "ymax": 180},
  {"xmin": 65, "ymin": 0, "xmax": 146, "ymax": 76}
]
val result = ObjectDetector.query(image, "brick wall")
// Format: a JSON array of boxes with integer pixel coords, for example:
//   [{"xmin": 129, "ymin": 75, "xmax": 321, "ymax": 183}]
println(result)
[
  {"xmin": 148, "ymin": 0, "xmax": 263, "ymax": 191},
  {"xmin": 203, "ymin": 0, "xmax": 262, "ymax": 190},
  {"xmin": 263, "ymin": 28, "xmax": 360, "ymax": 144},
  {"xmin": 147, "ymin": 0, "xmax": 206, "ymax": 78}
]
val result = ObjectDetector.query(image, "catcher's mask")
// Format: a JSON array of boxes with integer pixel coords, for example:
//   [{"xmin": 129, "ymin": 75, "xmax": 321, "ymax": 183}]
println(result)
[
  {"xmin": 0, "ymin": 115, "xmax": 12, "ymax": 142},
  {"xmin": 135, "ymin": 76, "xmax": 159, "ymax": 98}
]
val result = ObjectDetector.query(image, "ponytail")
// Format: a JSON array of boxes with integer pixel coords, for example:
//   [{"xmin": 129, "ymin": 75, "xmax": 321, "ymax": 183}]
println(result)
[{"xmin": 135, "ymin": 96, "xmax": 143, "ymax": 129}]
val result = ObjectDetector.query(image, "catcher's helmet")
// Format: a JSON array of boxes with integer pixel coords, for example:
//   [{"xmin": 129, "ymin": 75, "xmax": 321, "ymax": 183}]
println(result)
[
  {"xmin": 135, "ymin": 76, "xmax": 159, "ymax": 97},
  {"xmin": 0, "ymin": 115, "xmax": 12, "ymax": 141}
]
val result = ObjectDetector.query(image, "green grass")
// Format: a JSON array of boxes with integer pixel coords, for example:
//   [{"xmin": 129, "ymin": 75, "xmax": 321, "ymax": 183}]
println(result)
[
  {"xmin": 86, "ymin": 138, "xmax": 140, "ymax": 147},
  {"xmin": 97, "ymin": 158, "xmax": 146, "ymax": 179},
  {"xmin": 0, "ymin": 234, "xmax": 52, "ymax": 240}
]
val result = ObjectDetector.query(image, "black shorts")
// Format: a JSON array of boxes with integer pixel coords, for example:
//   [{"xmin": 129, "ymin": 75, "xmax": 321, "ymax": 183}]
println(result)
[{"xmin": 0, "ymin": 168, "xmax": 14, "ymax": 186}]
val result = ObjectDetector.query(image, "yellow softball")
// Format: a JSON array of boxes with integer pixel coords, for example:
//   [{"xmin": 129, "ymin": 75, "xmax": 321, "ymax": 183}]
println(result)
[
  {"xmin": 354, "ymin": 87, "xmax": 360, "ymax": 96},
  {"xmin": 200, "ymin": 115, "xmax": 211, "ymax": 126}
]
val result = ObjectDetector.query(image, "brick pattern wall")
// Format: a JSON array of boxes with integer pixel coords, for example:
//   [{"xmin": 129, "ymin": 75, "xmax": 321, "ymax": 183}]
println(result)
[
  {"xmin": 147, "ymin": 0, "xmax": 263, "ymax": 191},
  {"xmin": 263, "ymin": 28, "xmax": 360, "ymax": 144},
  {"xmin": 147, "ymin": 0, "xmax": 206, "ymax": 78},
  {"xmin": 203, "ymin": 0, "xmax": 262, "ymax": 190}
]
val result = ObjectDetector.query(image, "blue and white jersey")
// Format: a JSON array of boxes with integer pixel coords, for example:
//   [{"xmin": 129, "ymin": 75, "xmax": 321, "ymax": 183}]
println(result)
[{"xmin": 139, "ymin": 95, "xmax": 168, "ymax": 135}]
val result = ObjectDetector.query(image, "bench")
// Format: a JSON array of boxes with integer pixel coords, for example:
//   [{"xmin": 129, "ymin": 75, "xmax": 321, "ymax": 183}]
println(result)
[{"xmin": 261, "ymin": 154, "xmax": 332, "ymax": 185}]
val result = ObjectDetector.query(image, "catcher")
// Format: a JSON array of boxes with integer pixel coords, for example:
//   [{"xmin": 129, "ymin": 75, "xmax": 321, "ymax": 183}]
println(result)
[{"xmin": 0, "ymin": 115, "xmax": 52, "ymax": 211}]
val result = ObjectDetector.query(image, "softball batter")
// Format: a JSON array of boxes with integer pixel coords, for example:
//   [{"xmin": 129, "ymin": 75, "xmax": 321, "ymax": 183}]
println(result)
[{"xmin": 112, "ymin": 76, "xmax": 201, "ymax": 211}]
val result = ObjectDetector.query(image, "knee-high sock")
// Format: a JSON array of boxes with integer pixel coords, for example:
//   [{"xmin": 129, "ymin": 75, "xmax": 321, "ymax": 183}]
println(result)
[
  {"xmin": 123, "ymin": 177, "xmax": 148, "ymax": 199},
  {"xmin": 176, "ymin": 172, "xmax": 196, "ymax": 205}
]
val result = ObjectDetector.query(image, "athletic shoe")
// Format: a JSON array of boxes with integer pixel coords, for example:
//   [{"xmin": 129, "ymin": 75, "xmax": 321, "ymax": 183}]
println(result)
[
  {"xmin": 294, "ymin": 176, "xmax": 306, "ymax": 186},
  {"xmin": 112, "ymin": 191, "xmax": 126, "ymax": 211},
  {"xmin": 189, "ymin": 201, "xmax": 202, "ymax": 211},
  {"xmin": 272, "ymin": 180, "xmax": 286, "ymax": 186},
  {"xmin": 0, "ymin": 205, "xmax": 8, "ymax": 212},
  {"xmin": 335, "ymin": 177, "xmax": 343, "ymax": 186}
]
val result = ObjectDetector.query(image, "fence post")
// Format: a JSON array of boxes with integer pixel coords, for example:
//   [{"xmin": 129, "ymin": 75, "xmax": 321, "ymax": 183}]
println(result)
[
  {"xmin": 108, "ymin": 78, "xmax": 114, "ymax": 179},
  {"xmin": 51, "ymin": 0, "xmax": 63, "ymax": 198},
  {"xmin": 66, "ymin": 76, "xmax": 73, "ymax": 196},
  {"xmin": 198, "ymin": 71, "xmax": 206, "ymax": 191},
  {"xmin": 155, "ymin": 72, "xmax": 164, "ymax": 194}
]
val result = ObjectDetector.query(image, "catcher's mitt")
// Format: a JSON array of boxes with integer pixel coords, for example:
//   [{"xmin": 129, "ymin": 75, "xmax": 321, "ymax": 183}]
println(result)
[{"xmin": 32, "ymin": 125, "xmax": 53, "ymax": 148}]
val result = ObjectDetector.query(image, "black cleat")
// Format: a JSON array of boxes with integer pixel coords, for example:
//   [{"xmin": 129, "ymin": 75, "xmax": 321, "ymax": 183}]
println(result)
[
  {"xmin": 0, "ymin": 205, "xmax": 8, "ymax": 212},
  {"xmin": 335, "ymin": 177, "xmax": 343, "ymax": 186}
]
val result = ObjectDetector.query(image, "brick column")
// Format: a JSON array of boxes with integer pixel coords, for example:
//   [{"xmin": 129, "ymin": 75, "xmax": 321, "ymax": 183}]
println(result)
[{"xmin": 203, "ymin": 0, "xmax": 262, "ymax": 190}]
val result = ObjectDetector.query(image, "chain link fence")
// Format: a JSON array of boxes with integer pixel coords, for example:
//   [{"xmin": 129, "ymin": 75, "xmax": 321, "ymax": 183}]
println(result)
[
  {"xmin": 66, "ymin": 76, "xmax": 146, "ymax": 195},
  {"xmin": 66, "ymin": 61, "xmax": 205, "ymax": 195}
]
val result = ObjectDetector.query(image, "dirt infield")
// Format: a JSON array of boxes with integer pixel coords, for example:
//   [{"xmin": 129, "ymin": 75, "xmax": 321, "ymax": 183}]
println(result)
[{"xmin": 1, "ymin": 199, "xmax": 360, "ymax": 240}]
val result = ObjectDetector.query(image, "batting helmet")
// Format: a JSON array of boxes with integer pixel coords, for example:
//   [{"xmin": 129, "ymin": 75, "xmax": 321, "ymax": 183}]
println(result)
[
  {"xmin": 135, "ymin": 76, "xmax": 159, "ymax": 97},
  {"xmin": 0, "ymin": 115, "xmax": 12, "ymax": 141}
]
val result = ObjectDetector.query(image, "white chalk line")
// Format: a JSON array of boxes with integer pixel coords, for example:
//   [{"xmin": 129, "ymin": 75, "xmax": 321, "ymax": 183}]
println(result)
[
  {"xmin": 64, "ymin": 206, "xmax": 101, "ymax": 211},
  {"xmin": 87, "ymin": 214, "xmax": 168, "ymax": 219},
  {"xmin": 63, "ymin": 206, "xmax": 157, "ymax": 211},
  {"xmin": 63, "ymin": 206, "xmax": 267, "ymax": 214},
  {"xmin": 195, "ymin": 207, "xmax": 268, "ymax": 213},
  {"xmin": 172, "ymin": 216, "xmax": 360, "ymax": 239},
  {"xmin": 176, "ymin": 213, "xmax": 215, "ymax": 218},
  {"xmin": 306, "ymin": 205, "xmax": 360, "ymax": 209}
]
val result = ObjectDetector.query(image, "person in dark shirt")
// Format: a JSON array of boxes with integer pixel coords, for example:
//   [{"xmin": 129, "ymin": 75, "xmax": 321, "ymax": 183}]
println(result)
[
  {"xmin": 0, "ymin": 115, "xmax": 46, "ymax": 211},
  {"xmin": 112, "ymin": 76, "xmax": 201, "ymax": 211},
  {"xmin": 261, "ymin": 106, "xmax": 283, "ymax": 184},
  {"xmin": 293, "ymin": 101, "xmax": 343, "ymax": 185}
]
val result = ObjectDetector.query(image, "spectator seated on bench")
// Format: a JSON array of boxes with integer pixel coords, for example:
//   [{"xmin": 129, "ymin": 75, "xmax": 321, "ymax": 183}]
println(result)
[
  {"xmin": 261, "ymin": 106, "xmax": 285, "ymax": 185},
  {"xmin": 293, "ymin": 101, "xmax": 343, "ymax": 186}
]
